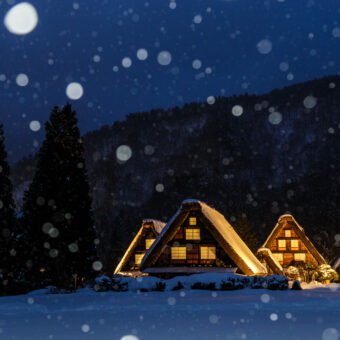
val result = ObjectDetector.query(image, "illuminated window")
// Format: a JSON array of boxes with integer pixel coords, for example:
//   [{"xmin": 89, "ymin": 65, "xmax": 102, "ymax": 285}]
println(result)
[
  {"xmin": 135, "ymin": 253, "xmax": 144, "ymax": 265},
  {"xmin": 291, "ymin": 239, "xmax": 299, "ymax": 250},
  {"xmin": 185, "ymin": 228, "xmax": 200, "ymax": 240},
  {"xmin": 200, "ymin": 246, "xmax": 216, "ymax": 260},
  {"xmin": 285, "ymin": 229, "xmax": 292, "ymax": 237},
  {"xmin": 189, "ymin": 217, "xmax": 197, "ymax": 225},
  {"xmin": 273, "ymin": 253, "xmax": 283, "ymax": 262},
  {"xmin": 278, "ymin": 239, "xmax": 286, "ymax": 249},
  {"xmin": 145, "ymin": 239, "xmax": 156, "ymax": 250},
  {"xmin": 294, "ymin": 253, "xmax": 306, "ymax": 262},
  {"xmin": 171, "ymin": 247, "xmax": 186, "ymax": 260}
]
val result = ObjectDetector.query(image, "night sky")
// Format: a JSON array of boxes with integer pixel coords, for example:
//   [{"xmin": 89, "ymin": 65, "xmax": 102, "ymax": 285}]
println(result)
[{"xmin": 0, "ymin": 0, "xmax": 339, "ymax": 162}]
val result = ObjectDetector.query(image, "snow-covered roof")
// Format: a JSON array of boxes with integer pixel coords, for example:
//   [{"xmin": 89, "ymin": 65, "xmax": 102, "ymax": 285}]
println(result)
[
  {"xmin": 332, "ymin": 258, "xmax": 340, "ymax": 271},
  {"xmin": 257, "ymin": 247, "xmax": 283, "ymax": 275},
  {"xmin": 113, "ymin": 219, "xmax": 166, "ymax": 275},
  {"xmin": 140, "ymin": 200, "xmax": 267, "ymax": 275},
  {"xmin": 262, "ymin": 214, "xmax": 327, "ymax": 265}
]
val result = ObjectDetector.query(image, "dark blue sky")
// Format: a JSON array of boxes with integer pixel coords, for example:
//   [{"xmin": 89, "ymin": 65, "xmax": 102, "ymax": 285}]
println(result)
[{"xmin": 0, "ymin": 0, "xmax": 339, "ymax": 162}]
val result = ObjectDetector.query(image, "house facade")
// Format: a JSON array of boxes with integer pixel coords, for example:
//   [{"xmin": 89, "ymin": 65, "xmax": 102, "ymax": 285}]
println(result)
[{"xmin": 261, "ymin": 214, "xmax": 327, "ymax": 269}]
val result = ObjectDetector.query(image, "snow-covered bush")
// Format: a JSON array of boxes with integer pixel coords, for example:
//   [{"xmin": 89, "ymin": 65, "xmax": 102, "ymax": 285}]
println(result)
[
  {"xmin": 251, "ymin": 276, "xmax": 267, "ymax": 289},
  {"xmin": 291, "ymin": 280, "xmax": 302, "ymax": 290},
  {"xmin": 191, "ymin": 282, "xmax": 216, "ymax": 290},
  {"xmin": 93, "ymin": 276, "xmax": 128, "ymax": 292},
  {"xmin": 220, "ymin": 278, "xmax": 246, "ymax": 290},
  {"xmin": 151, "ymin": 282, "xmax": 166, "ymax": 291},
  {"xmin": 172, "ymin": 281, "xmax": 184, "ymax": 290},
  {"xmin": 266, "ymin": 275, "xmax": 288, "ymax": 290},
  {"xmin": 286, "ymin": 266, "xmax": 300, "ymax": 281},
  {"xmin": 316, "ymin": 264, "xmax": 338, "ymax": 283}
]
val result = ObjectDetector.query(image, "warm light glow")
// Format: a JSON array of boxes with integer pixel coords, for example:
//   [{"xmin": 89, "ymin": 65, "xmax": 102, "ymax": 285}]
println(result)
[
  {"xmin": 189, "ymin": 217, "xmax": 197, "ymax": 225},
  {"xmin": 185, "ymin": 228, "xmax": 200, "ymax": 240},
  {"xmin": 285, "ymin": 229, "xmax": 292, "ymax": 237},
  {"xmin": 200, "ymin": 246, "xmax": 216, "ymax": 259},
  {"xmin": 294, "ymin": 253, "xmax": 306, "ymax": 262},
  {"xmin": 171, "ymin": 247, "xmax": 186, "ymax": 260},
  {"xmin": 273, "ymin": 253, "xmax": 283, "ymax": 262},
  {"xmin": 291, "ymin": 239, "xmax": 299, "ymax": 250},
  {"xmin": 278, "ymin": 239, "xmax": 286, "ymax": 250},
  {"xmin": 145, "ymin": 239, "xmax": 155, "ymax": 250},
  {"xmin": 135, "ymin": 253, "xmax": 144, "ymax": 265}
]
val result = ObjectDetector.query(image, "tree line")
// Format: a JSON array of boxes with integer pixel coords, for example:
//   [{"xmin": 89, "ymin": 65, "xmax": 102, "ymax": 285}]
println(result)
[{"xmin": 0, "ymin": 104, "xmax": 97, "ymax": 295}]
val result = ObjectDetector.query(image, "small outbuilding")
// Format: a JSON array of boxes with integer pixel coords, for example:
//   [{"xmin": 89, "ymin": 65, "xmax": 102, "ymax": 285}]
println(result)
[{"xmin": 114, "ymin": 219, "xmax": 166, "ymax": 276}]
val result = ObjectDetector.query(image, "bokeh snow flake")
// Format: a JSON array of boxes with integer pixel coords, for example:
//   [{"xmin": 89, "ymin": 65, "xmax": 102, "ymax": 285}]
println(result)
[
  {"xmin": 155, "ymin": 183, "xmax": 164, "ymax": 192},
  {"xmin": 137, "ymin": 49, "xmax": 148, "ymax": 61},
  {"xmin": 66, "ymin": 82, "xmax": 84, "ymax": 100},
  {"xmin": 16, "ymin": 73, "xmax": 29, "ymax": 87},
  {"xmin": 193, "ymin": 14, "xmax": 202, "ymax": 24},
  {"xmin": 209, "ymin": 314, "xmax": 219, "ymax": 324},
  {"xmin": 231, "ymin": 105, "xmax": 243, "ymax": 117},
  {"xmin": 285, "ymin": 312, "xmax": 292, "ymax": 319},
  {"xmin": 81, "ymin": 324, "xmax": 90, "ymax": 333},
  {"xmin": 303, "ymin": 96, "xmax": 317, "ymax": 109},
  {"xmin": 287, "ymin": 73, "xmax": 294, "ymax": 81},
  {"xmin": 29, "ymin": 120, "xmax": 41, "ymax": 132},
  {"xmin": 169, "ymin": 1, "xmax": 176, "ymax": 10},
  {"xmin": 144, "ymin": 145, "xmax": 154, "ymax": 155},
  {"xmin": 116, "ymin": 145, "xmax": 132, "ymax": 161},
  {"xmin": 322, "ymin": 328, "xmax": 339, "ymax": 340},
  {"xmin": 279, "ymin": 62, "xmax": 289, "ymax": 72},
  {"xmin": 27, "ymin": 297, "xmax": 34, "ymax": 304},
  {"xmin": 332, "ymin": 27, "xmax": 340, "ymax": 38},
  {"xmin": 260, "ymin": 293, "xmax": 270, "ymax": 303},
  {"xmin": 68, "ymin": 243, "xmax": 79, "ymax": 253},
  {"xmin": 268, "ymin": 112, "xmax": 282, "ymax": 125},
  {"xmin": 157, "ymin": 51, "xmax": 172, "ymax": 66},
  {"xmin": 192, "ymin": 59, "xmax": 202, "ymax": 70},
  {"xmin": 257, "ymin": 39, "xmax": 272, "ymax": 54},
  {"xmin": 122, "ymin": 57, "xmax": 132, "ymax": 68},
  {"xmin": 92, "ymin": 261, "xmax": 103, "ymax": 271},
  {"xmin": 167, "ymin": 297, "xmax": 176, "ymax": 305},
  {"xmin": 120, "ymin": 336, "xmax": 139, "ymax": 340},
  {"xmin": 269, "ymin": 313, "xmax": 278, "ymax": 321},
  {"xmin": 4, "ymin": 2, "xmax": 38, "ymax": 35},
  {"xmin": 207, "ymin": 96, "xmax": 215, "ymax": 105}
]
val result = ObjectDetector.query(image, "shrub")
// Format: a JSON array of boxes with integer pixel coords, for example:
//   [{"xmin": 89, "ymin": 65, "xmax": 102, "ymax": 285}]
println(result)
[
  {"xmin": 286, "ymin": 266, "xmax": 300, "ymax": 281},
  {"xmin": 251, "ymin": 276, "xmax": 267, "ymax": 289},
  {"xmin": 291, "ymin": 280, "xmax": 302, "ymax": 290},
  {"xmin": 172, "ymin": 281, "xmax": 184, "ymax": 291},
  {"xmin": 151, "ymin": 282, "xmax": 166, "ymax": 291},
  {"xmin": 266, "ymin": 276, "xmax": 288, "ymax": 290},
  {"xmin": 316, "ymin": 264, "xmax": 339, "ymax": 283},
  {"xmin": 191, "ymin": 282, "xmax": 216, "ymax": 290}
]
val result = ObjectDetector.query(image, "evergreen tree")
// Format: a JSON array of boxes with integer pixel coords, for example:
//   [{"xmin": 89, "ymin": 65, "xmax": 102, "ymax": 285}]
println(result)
[
  {"xmin": 233, "ymin": 214, "xmax": 259, "ymax": 252},
  {"xmin": 0, "ymin": 124, "xmax": 18, "ymax": 294},
  {"xmin": 22, "ymin": 104, "xmax": 97, "ymax": 289}
]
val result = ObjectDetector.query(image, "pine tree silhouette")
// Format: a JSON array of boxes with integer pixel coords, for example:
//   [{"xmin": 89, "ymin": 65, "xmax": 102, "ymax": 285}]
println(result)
[
  {"xmin": 22, "ymin": 105, "xmax": 97, "ymax": 289},
  {"xmin": 0, "ymin": 124, "xmax": 18, "ymax": 295},
  {"xmin": 233, "ymin": 214, "xmax": 259, "ymax": 252}
]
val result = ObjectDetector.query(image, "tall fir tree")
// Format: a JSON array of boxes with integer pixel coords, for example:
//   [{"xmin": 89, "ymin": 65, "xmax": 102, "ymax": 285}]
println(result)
[
  {"xmin": 233, "ymin": 214, "xmax": 259, "ymax": 252},
  {"xmin": 22, "ymin": 104, "xmax": 97, "ymax": 289},
  {"xmin": 0, "ymin": 124, "xmax": 18, "ymax": 294}
]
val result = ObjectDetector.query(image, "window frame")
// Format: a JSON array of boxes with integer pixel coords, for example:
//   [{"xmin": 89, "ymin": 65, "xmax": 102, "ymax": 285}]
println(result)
[
  {"xmin": 189, "ymin": 217, "xmax": 197, "ymax": 226},
  {"xmin": 294, "ymin": 253, "xmax": 306, "ymax": 262},
  {"xmin": 145, "ymin": 238, "xmax": 156, "ymax": 250},
  {"xmin": 134, "ymin": 253, "xmax": 145, "ymax": 265},
  {"xmin": 185, "ymin": 228, "xmax": 200, "ymax": 240},
  {"xmin": 285, "ymin": 229, "xmax": 292, "ymax": 238},
  {"xmin": 171, "ymin": 246, "xmax": 187, "ymax": 260},
  {"xmin": 273, "ymin": 253, "xmax": 283, "ymax": 262},
  {"xmin": 290, "ymin": 239, "xmax": 299, "ymax": 250},
  {"xmin": 200, "ymin": 246, "xmax": 216, "ymax": 260},
  {"xmin": 278, "ymin": 239, "xmax": 286, "ymax": 250}
]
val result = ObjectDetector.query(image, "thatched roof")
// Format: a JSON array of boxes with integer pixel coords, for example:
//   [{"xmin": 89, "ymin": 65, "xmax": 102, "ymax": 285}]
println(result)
[
  {"xmin": 262, "ymin": 214, "xmax": 327, "ymax": 265},
  {"xmin": 140, "ymin": 199, "xmax": 267, "ymax": 275},
  {"xmin": 113, "ymin": 219, "xmax": 166, "ymax": 275},
  {"xmin": 257, "ymin": 247, "xmax": 283, "ymax": 275}
]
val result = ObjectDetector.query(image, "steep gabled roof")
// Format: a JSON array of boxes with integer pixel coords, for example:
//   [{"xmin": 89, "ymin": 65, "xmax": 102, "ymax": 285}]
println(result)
[
  {"xmin": 113, "ymin": 219, "xmax": 166, "ymax": 275},
  {"xmin": 262, "ymin": 214, "xmax": 327, "ymax": 265},
  {"xmin": 257, "ymin": 247, "xmax": 284, "ymax": 275},
  {"xmin": 140, "ymin": 199, "xmax": 267, "ymax": 275}
]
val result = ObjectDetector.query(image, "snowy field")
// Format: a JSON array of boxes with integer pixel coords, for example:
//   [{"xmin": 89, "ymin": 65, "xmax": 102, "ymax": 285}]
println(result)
[{"xmin": 0, "ymin": 285, "xmax": 339, "ymax": 340}]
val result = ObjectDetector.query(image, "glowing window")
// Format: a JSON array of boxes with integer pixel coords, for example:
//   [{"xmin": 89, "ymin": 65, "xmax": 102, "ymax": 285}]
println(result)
[
  {"xmin": 278, "ymin": 239, "xmax": 286, "ymax": 249},
  {"xmin": 135, "ymin": 253, "xmax": 144, "ymax": 265},
  {"xmin": 185, "ymin": 228, "xmax": 200, "ymax": 240},
  {"xmin": 171, "ymin": 247, "xmax": 186, "ymax": 260},
  {"xmin": 145, "ymin": 239, "xmax": 156, "ymax": 250},
  {"xmin": 273, "ymin": 253, "xmax": 283, "ymax": 262},
  {"xmin": 200, "ymin": 246, "xmax": 216, "ymax": 260},
  {"xmin": 189, "ymin": 217, "xmax": 197, "ymax": 225},
  {"xmin": 294, "ymin": 253, "xmax": 306, "ymax": 262},
  {"xmin": 285, "ymin": 229, "xmax": 292, "ymax": 237},
  {"xmin": 291, "ymin": 239, "xmax": 299, "ymax": 250}
]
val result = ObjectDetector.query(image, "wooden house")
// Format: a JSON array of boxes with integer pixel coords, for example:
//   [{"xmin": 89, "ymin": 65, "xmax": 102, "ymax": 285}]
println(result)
[
  {"xmin": 140, "ymin": 200, "xmax": 267, "ymax": 276},
  {"xmin": 261, "ymin": 214, "xmax": 327, "ymax": 269},
  {"xmin": 114, "ymin": 219, "xmax": 166, "ymax": 275}
]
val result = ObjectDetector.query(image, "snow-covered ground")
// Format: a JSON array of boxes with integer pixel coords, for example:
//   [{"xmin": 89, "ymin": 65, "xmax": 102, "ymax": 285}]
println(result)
[{"xmin": 0, "ymin": 285, "xmax": 339, "ymax": 340}]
